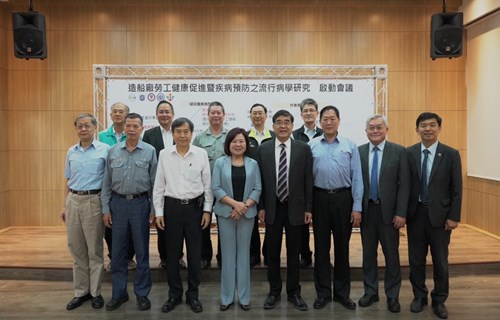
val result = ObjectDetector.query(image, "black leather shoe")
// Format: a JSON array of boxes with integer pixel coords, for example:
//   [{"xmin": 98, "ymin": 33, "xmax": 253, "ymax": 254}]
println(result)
[
  {"xmin": 313, "ymin": 297, "xmax": 331, "ymax": 309},
  {"xmin": 387, "ymin": 298, "xmax": 401, "ymax": 313},
  {"xmin": 263, "ymin": 294, "xmax": 280, "ymax": 309},
  {"xmin": 136, "ymin": 296, "xmax": 151, "ymax": 311},
  {"xmin": 287, "ymin": 294, "xmax": 308, "ymax": 311},
  {"xmin": 159, "ymin": 260, "xmax": 167, "ymax": 269},
  {"xmin": 66, "ymin": 293, "xmax": 91, "ymax": 310},
  {"xmin": 358, "ymin": 294, "xmax": 379, "ymax": 307},
  {"xmin": 299, "ymin": 258, "xmax": 312, "ymax": 269},
  {"xmin": 187, "ymin": 298, "xmax": 203, "ymax": 313},
  {"xmin": 334, "ymin": 296, "xmax": 356, "ymax": 310},
  {"xmin": 239, "ymin": 303, "xmax": 251, "ymax": 311},
  {"xmin": 220, "ymin": 302, "xmax": 233, "ymax": 311},
  {"xmin": 200, "ymin": 260, "xmax": 211, "ymax": 270},
  {"xmin": 250, "ymin": 256, "xmax": 261, "ymax": 268},
  {"xmin": 410, "ymin": 297, "xmax": 428, "ymax": 313},
  {"xmin": 432, "ymin": 302, "xmax": 448, "ymax": 319},
  {"xmin": 106, "ymin": 297, "xmax": 129, "ymax": 311},
  {"xmin": 179, "ymin": 259, "xmax": 187, "ymax": 270},
  {"xmin": 91, "ymin": 295, "xmax": 104, "ymax": 309},
  {"xmin": 161, "ymin": 298, "xmax": 182, "ymax": 313}
]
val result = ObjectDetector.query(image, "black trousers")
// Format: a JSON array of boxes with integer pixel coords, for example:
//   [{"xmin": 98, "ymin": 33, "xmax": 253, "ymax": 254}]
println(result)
[
  {"xmin": 313, "ymin": 189, "xmax": 353, "ymax": 300},
  {"xmin": 164, "ymin": 197, "xmax": 203, "ymax": 301},
  {"xmin": 407, "ymin": 203, "xmax": 451, "ymax": 304},
  {"xmin": 249, "ymin": 216, "xmax": 262, "ymax": 263},
  {"xmin": 266, "ymin": 199, "xmax": 302, "ymax": 297},
  {"xmin": 360, "ymin": 202, "xmax": 401, "ymax": 299},
  {"xmin": 300, "ymin": 223, "xmax": 313, "ymax": 261}
]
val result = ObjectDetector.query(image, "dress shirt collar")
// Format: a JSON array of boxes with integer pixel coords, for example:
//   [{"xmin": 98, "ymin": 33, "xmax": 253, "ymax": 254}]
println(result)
[
  {"xmin": 275, "ymin": 137, "xmax": 291, "ymax": 150},
  {"xmin": 369, "ymin": 139, "xmax": 386, "ymax": 152},
  {"xmin": 420, "ymin": 141, "xmax": 438, "ymax": 155}
]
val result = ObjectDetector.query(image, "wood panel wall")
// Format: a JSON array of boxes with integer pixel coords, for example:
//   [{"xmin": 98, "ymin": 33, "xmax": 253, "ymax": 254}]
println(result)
[
  {"xmin": 0, "ymin": 4, "xmax": 10, "ymax": 229},
  {"xmin": 1, "ymin": 0, "xmax": 494, "ymax": 236}
]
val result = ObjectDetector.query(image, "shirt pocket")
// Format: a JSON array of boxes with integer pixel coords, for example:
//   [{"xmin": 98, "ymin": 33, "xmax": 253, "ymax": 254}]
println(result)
[
  {"xmin": 184, "ymin": 166, "xmax": 200, "ymax": 183},
  {"xmin": 110, "ymin": 159, "xmax": 125, "ymax": 182},
  {"xmin": 135, "ymin": 159, "xmax": 150, "ymax": 185}
]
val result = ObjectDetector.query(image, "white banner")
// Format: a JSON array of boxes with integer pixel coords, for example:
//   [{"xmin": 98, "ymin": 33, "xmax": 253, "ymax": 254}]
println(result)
[{"xmin": 106, "ymin": 78, "xmax": 375, "ymax": 145}]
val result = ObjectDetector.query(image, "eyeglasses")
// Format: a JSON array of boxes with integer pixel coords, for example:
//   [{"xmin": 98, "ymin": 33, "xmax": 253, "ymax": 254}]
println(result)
[
  {"xmin": 274, "ymin": 120, "xmax": 292, "ymax": 127},
  {"xmin": 301, "ymin": 108, "xmax": 317, "ymax": 114},
  {"xmin": 76, "ymin": 124, "xmax": 93, "ymax": 130}
]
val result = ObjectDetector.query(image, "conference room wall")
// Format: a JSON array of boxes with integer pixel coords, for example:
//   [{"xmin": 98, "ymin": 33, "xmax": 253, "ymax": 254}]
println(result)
[
  {"xmin": 0, "ymin": 4, "xmax": 9, "ymax": 229},
  {"xmin": 0, "ymin": 0, "xmax": 485, "ymax": 233}
]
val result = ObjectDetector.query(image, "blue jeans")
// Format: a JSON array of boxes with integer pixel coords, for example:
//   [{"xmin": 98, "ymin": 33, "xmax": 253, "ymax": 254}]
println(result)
[{"xmin": 110, "ymin": 194, "xmax": 152, "ymax": 299}]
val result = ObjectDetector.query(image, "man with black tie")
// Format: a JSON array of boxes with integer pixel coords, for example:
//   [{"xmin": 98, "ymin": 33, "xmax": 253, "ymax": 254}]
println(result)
[
  {"xmin": 292, "ymin": 98, "xmax": 323, "ymax": 269},
  {"xmin": 142, "ymin": 100, "xmax": 186, "ymax": 270},
  {"xmin": 407, "ymin": 112, "xmax": 462, "ymax": 319},
  {"xmin": 257, "ymin": 109, "xmax": 313, "ymax": 311},
  {"xmin": 358, "ymin": 114, "xmax": 410, "ymax": 313},
  {"xmin": 309, "ymin": 105, "xmax": 363, "ymax": 311}
]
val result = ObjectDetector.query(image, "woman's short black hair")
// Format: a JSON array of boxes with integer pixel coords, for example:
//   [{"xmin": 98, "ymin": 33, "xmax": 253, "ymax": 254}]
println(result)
[{"xmin": 224, "ymin": 127, "xmax": 250, "ymax": 156}]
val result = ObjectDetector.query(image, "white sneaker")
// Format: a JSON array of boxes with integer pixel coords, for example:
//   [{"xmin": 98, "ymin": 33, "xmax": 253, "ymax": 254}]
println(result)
[{"xmin": 128, "ymin": 259, "xmax": 137, "ymax": 270}]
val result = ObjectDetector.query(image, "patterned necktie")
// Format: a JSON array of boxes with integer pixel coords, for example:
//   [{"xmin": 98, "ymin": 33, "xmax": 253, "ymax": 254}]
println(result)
[
  {"xmin": 421, "ymin": 149, "xmax": 430, "ymax": 203},
  {"xmin": 370, "ymin": 146, "xmax": 380, "ymax": 200},
  {"xmin": 277, "ymin": 144, "xmax": 288, "ymax": 202}
]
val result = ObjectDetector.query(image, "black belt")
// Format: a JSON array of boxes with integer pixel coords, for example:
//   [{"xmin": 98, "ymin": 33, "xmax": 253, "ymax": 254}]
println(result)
[
  {"xmin": 69, "ymin": 189, "xmax": 101, "ymax": 195},
  {"xmin": 113, "ymin": 192, "xmax": 148, "ymax": 200},
  {"xmin": 165, "ymin": 194, "xmax": 204, "ymax": 206},
  {"xmin": 369, "ymin": 199, "xmax": 381, "ymax": 205},
  {"xmin": 313, "ymin": 186, "xmax": 351, "ymax": 195},
  {"xmin": 418, "ymin": 201, "xmax": 428, "ymax": 207}
]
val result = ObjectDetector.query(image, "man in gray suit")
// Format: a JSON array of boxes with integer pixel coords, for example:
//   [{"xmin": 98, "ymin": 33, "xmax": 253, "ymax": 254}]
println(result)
[
  {"xmin": 407, "ymin": 112, "xmax": 462, "ymax": 319},
  {"xmin": 358, "ymin": 114, "xmax": 410, "ymax": 313},
  {"xmin": 257, "ymin": 109, "xmax": 313, "ymax": 311}
]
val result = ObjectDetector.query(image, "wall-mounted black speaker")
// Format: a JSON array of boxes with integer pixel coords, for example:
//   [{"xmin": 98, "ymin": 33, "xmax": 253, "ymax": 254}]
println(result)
[
  {"xmin": 12, "ymin": 11, "xmax": 47, "ymax": 60},
  {"xmin": 430, "ymin": 12, "xmax": 463, "ymax": 60}
]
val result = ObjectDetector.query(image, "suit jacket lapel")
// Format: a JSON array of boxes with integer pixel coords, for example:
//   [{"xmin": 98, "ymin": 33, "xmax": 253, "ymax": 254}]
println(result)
[
  {"xmin": 379, "ymin": 142, "xmax": 390, "ymax": 177},
  {"xmin": 360, "ymin": 144, "xmax": 369, "ymax": 179},
  {"xmin": 289, "ymin": 140, "xmax": 298, "ymax": 171},
  {"xmin": 223, "ymin": 157, "xmax": 234, "ymax": 197},
  {"xmin": 429, "ymin": 142, "xmax": 444, "ymax": 184},
  {"xmin": 156, "ymin": 127, "xmax": 165, "ymax": 150}
]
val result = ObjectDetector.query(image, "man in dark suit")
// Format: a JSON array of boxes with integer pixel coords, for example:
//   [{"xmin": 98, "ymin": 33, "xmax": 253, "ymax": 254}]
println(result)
[
  {"xmin": 358, "ymin": 114, "xmax": 410, "ymax": 313},
  {"xmin": 257, "ymin": 109, "xmax": 313, "ymax": 311},
  {"xmin": 292, "ymin": 98, "xmax": 323, "ymax": 269},
  {"xmin": 407, "ymin": 112, "xmax": 462, "ymax": 319},
  {"xmin": 142, "ymin": 100, "xmax": 186, "ymax": 270}
]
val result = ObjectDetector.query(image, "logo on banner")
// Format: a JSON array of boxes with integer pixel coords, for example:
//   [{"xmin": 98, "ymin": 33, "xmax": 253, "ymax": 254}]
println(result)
[
  {"xmin": 166, "ymin": 93, "xmax": 174, "ymax": 102},
  {"xmin": 128, "ymin": 94, "xmax": 136, "ymax": 102},
  {"xmin": 157, "ymin": 93, "xmax": 165, "ymax": 101},
  {"xmin": 147, "ymin": 93, "xmax": 155, "ymax": 101},
  {"xmin": 139, "ymin": 95, "xmax": 145, "ymax": 101}
]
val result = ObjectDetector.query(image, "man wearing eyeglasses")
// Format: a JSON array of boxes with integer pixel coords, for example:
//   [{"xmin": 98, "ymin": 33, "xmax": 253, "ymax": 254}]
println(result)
[
  {"xmin": 257, "ymin": 109, "xmax": 313, "ymax": 311},
  {"xmin": 292, "ymin": 98, "xmax": 323, "ymax": 269}
]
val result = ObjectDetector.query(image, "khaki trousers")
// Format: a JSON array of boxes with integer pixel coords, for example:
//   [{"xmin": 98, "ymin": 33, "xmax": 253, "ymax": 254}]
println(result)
[{"xmin": 66, "ymin": 192, "xmax": 104, "ymax": 297}]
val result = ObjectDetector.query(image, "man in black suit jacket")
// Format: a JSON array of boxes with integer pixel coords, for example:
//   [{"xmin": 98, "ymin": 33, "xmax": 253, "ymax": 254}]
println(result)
[
  {"xmin": 142, "ymin": 100, "xmax": 180, "ymax": 269},
  {"xmin": 257, "ymin": 109, "xmax": 313, "ymax": 311},
  {"xmin": 406, "ymin": 112, "xmax": 462, "ymax": 319},
  {"xmin": 358, "ymin": 114, "xmax": 409, "ymax": 313},
  {"xmin": 292, "ymin": 98, "xmax": 323, "ymax": 269}
]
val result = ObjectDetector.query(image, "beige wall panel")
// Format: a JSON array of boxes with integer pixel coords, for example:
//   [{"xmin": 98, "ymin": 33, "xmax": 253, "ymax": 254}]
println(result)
[
  {"xmin": 46, "ymin": 31, "xmax": 75, "ymax": 71},
  {"xmin": 0, "ymin": 150, "xmax": 8, "ymax": 192},
  {"xmin": 8, "ymin": 151, "xmax": 53, "ymax": 191},
  {"xmin": 50, "ymin": 5, "xmax": 126, "ymax": 31},
  {"xmin": 51, "ymin": 150, "xmax": 67, "ymax": 191},
  {"xmin": 7, "ymin": 71, "xmax": 50, "ymax": 110},
  {"xmin": 0, "ymin": 71, "xmax": 6, "ymax": 110},
  {"xmin": 9, "ymin": 191, "xmax": 56, "ymax": 226},
  {"xmin": 425, "ymin": 72, "xmax": 466, "ymax": 111},
  {"xmin": 90, "ymin": 6, "xmax": 128, "ymax": 31},
  {"xmin": 49, "ymin": 71, "xmax": 75, "ymax": 111},
  {"xmin": 0, "ymin": 192, "xmax": 10, "ymax": 229},
  {"xmin": 0, "ymin": 23, "xmax": 6, "ymax": 70},
  {"xmin": 388, "ymin": 71, "xmax": 426, "ymax": 111},
  {"xmin": 126, "ymin": 31, "xmax": 151, "ymax": 64},
  {"xmin": 202, "ymin": 6, "xmax": 276, "ymax": 32},
  {"xmin": 0, "ymin": 110, "xmax": 7, "ymax": 150},
  {"xmin": 277, "ymin": 7, "xmax": 336, "ymax": 32},
  {"xmin": 215, "ymin": 32, "xmax": 279, "ymax": 65},
  {"xmin": 384, "ymin": 32, "xmax": 426, "ymax": 72},
  {"xmin": 383, "ymin": 7, "xmax": 427, "ymax": 32},
  {"xmin": 202, "ymin": 32, "xmax": 225, "ymax": 64},
  {"xmin": 8, "ymin": 111, "xmax": 53, "ymax": 151},
  {"xmin": 277, "ymin": 32, "xmax": 352, "ymax": 65},
  {"xmin": 71, "ymin": 71, "xmax": 94, "ymax": 112},
  {"xmin": 350, "ymin": 32, "xmax": 386, "ymax": 65},
  {"xmin": 384, "ymin": 110, "xmax": 406, "ymax": 146},
  {"xmin": 352, "ymin": 7, "xmax": 385, "ymax": 32},
  {"xmin": 91, "ymin": 31, "xmax": 128, "ymax": 66},
  {"xmin": 148, "ymin": 32, "xmax": 204, "ymax": 64},
  {"xmin": 51, "ymin": 111, "xmax": 81, "ymax": 152}
]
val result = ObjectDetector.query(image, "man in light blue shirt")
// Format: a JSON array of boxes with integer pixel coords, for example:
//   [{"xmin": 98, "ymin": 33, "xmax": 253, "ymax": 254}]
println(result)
[
  {"xmin": 61, "ymin": 113, "xmax": 109, "ymax": 311},
  {"xmin": 309, "ymin": 105, "xmax": 363, "ymax": 311}
]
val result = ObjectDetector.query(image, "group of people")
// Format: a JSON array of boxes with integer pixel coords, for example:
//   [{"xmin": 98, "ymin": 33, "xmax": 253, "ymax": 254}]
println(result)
[{"xmin": 60, "ymin": 97, "xmax": 462, "ymax": 319}]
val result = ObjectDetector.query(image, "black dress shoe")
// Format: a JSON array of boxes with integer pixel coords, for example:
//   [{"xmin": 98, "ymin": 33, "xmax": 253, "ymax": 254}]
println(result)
[
  {"xmin": 334, "ymin": 296, "xmax": 356, "ymax": 310},
  {"xmin": 287, "ymin": 294, "xmax": 308, "ymax": 311},
  {"xmin": 159, "ymin": 259, "xmax": 167, "ymax": 269},
  {"xmin": 263, "ymin": 294, "xmax": 280, "ymax": 309},
  {"xmin": 219, "ymin": 302, "xmax": 233, "ymax": 311},
  {"xmin": 239, "ymin": 303, "xmax": 251, "ymax": 311},
  {"xmin": 387, "ymin": 298, "xmax": 401, "ymax": 313},
  {"xmin": 250, "ymin": 256, "xmax": 261, "ymax": 268},
  {"xmin": 161, "ymin": 298, "xmax": 182, "ymax": 313},
  {"xmin": 136, "ymin": 296, "xmax": 151, "ymax": 311},
  {"xmin": 410, "ymin": 297, "xmax": 428, "ymax": 313},
  {"xmin": 106, "ymin": 296, "xmax": 129, "ymax": 311},
  {"xmin": 313, "ymin": 297, "xmax": 331, "ymax": 309},
  {"xmin": 358, "ymin": 294, "xmax": 379, "ymax": 307},
  {"xmin": 91, "ymin": 295, "xmax": 104, "ymax": 309},
  {"xmin": 66, "ymin": 293, "xmax": 92, "ymax": 310},
  {"xmin": 299, "ymin": 258, "xmax": 312, "ymax": 269},
  {"xmin": 432, "ymin": 302, "xmax": 448, "ymax": 319},
  {"xmin": 200, "ymin": 260, "xmax": 211, "ymax": 270},
  {"xmin": 187, "ymin": 298, "xmax": 203, "ymax": 313}
]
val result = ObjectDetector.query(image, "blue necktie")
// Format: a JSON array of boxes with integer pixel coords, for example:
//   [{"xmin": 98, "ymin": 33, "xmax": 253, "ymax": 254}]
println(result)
[
  {"xmin": 277, "ymin": 144, "xmax": 288, "ymax": 202},
  {"xmin": 370, "ymin": 146, "xmax": 379, "ymax": 201},
  {"xmin": 421, "ymin": 149, "xmax": 430, "ymax": 203}
]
